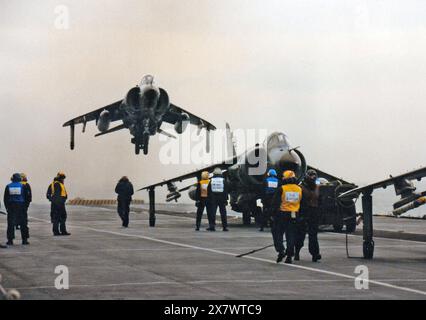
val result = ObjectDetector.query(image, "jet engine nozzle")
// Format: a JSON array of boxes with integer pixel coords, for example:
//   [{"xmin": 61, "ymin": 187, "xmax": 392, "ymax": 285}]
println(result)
[{"xmin": 97, "ymin": 110, "xmax": 111, "ymax": 132}]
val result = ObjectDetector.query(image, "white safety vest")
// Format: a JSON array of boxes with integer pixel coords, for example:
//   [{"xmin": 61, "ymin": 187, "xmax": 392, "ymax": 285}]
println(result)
[{"xmin": 211, "ymin": 177, "xmax": 225, "ymax": 193}]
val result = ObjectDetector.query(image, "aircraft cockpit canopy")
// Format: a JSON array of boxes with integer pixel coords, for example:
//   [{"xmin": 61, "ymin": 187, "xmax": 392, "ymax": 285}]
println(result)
[{"xmin": 266, "ymin": 132, "xmax": 291, "ymax": 150}]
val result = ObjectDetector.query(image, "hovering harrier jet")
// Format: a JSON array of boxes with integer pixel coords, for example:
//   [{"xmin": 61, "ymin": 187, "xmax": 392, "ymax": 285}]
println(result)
[{"xmin": 63, "ymin": 75, "xmax": 216, "ymax": 155}]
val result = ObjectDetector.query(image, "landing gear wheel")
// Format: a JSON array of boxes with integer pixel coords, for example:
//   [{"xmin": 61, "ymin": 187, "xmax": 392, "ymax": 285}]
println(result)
[
  {"xmin": 363, "ymin": 240, "xmax": 375, "ymax": 259},
  {"xmin": 143, "ymin": 143, "xmax": 148, "ymax": 155},
  {"xmin": 242, "ymin": 211, "xmax": 251, "ymax": 225}
]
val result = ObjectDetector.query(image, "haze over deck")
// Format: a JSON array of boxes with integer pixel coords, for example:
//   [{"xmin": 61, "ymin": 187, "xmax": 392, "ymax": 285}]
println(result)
[{"xmin": 1, "ymin": 1, "xmax": 426, "ymax": 204}]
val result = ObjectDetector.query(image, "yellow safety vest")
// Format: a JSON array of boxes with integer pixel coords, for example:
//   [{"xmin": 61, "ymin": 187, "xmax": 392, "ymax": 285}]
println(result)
[
  {"xmin": 280, "ymin": 184, "xmax": 302, "ymax": 213},
  {"xmin": 199, "ymin": 179, "xmax": 210, "ymax": 198},
  {"xmin": 51, "ymin": 181, "xmax": 67, "ymax": 197}
]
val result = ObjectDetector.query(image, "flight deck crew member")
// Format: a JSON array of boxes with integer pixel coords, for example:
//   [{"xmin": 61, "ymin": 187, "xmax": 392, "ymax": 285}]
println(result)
[
  {"xmin": 295, "ymin": 169, "xmax": 322, "ymax": 262},
  {"xmin": 260, "ymin": 169, "xmax": 279, "ymax": 231},
  {"xmin": 207, "ymin": 168, "xmax": 229, "ymax": 232},
  {"xmin": 19, "ymin": 174, "xmax": 32, "ymax": 234},
  {"xmin": 271, "ymin": 170, "xmax": 302, "ymax": 264},
  {"xmin": 195, "ymin": 171, "xmax": 210, "ymax": 231},
  {"xmin": 46, "ymin": 172, "xmax": 70, "ymax": 236},
  {"xmin": 115, "ymin": 176, "xmax": 134, "ymax": 228},
  {"xmin": 4, "ymin": 173, "xmax": 30, "ymax": 245}
]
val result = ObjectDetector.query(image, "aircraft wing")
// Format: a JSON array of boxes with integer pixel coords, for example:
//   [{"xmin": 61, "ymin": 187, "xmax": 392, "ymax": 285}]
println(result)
[
  {"xmin": 139, "ymin": 158, "xmax": 237, "ymax": 191},
  {"xmin": 338, "ymin": 166, "xmax": 426, "ymax": 200},
  {"xmin": 307, "ymin": 165, "xmax": 353, "ymax": 185},
  {"xmin": 162, "ymin": 103, "xmax": 217, "ymax": 131},
  {"xmin": 62, "ymin": 100, "xmax": 123, "ymax": 127}
]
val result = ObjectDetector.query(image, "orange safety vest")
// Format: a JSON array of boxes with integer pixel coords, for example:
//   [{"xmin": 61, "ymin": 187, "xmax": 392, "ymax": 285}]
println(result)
[
  {"xmin": 280, "ymin": 184, "xmax": 302, "ymax": 213},
  {"xmin": 51, "ymin": 181, "xmax": 67, "ymax": 197},
  {"xmin": 199, "ymin": 179, "xmax": 210, "ymax": 198}
]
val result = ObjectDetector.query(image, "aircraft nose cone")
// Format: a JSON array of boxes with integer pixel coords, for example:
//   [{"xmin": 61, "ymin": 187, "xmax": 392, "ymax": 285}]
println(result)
[{"xmin": 278, "ymin": 150, "xmax": 300, "ymax": 172}]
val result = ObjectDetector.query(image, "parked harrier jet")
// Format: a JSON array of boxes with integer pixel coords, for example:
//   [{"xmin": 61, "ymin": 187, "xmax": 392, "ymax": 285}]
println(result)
[
  {"xmin": 63, "ymin": 75, "xmax": 216, "ymax": 155},
  {"xmin": 139, "ymin": 124, "xmax": 356, "ymax": 228}
]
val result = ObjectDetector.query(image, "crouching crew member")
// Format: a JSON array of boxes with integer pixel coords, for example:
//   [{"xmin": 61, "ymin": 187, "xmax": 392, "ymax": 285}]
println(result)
[
  {"xmin": 295, "ymin": 169, "xmax": 322, "ymax": 262},
  {"xmin": 115, "ymin": 176, "xmax": 134, "ymax": 228},
  {"xmin": 260, "ymin": 169, "xmax": 279, "ymax": 231},
  {"xmin": 271, "ymin": 170, "xmax": 302, "ymax": 264},
  {"xmin": 4, "ymin": 173, "xmax": 30, "ymax": 245},
  {"xmin": 195, "ymin": 171, "xmax": 210, "ymax": 231},
  {"xmin": 47, "ymin": 172, "xmax": 70, "ymax": 236},
  {"xmin": 207, "ymin": 168, "xmax": 229, "ymax": 232}
]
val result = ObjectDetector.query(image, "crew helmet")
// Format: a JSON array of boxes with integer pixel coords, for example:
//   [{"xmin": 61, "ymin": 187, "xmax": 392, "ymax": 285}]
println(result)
[
  {"xmin": 267, "ymin": 169, "xmax": 277, "ymax": 177},
  {"xmin": 213, "ymin": 168, "xmax": 222, "ymax": 175},
  {"xmin": 283, "ymin": 170, "xmax": 296, "ymax": 179},
  {"xmin": 201, "ymin": 171, "xmax": 209, "ymax": 180},
  {"xmin": 57, "ymin": 172, "xmax": 66, "ymax": 179},
  {"xmin": 11, "ymin": 173, "xmax": 22, "ymax": 182}
]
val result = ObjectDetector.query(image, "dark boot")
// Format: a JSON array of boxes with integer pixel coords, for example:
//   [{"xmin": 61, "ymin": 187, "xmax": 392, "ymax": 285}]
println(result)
[
  {"xmin": 6, "ymin": 240, "xmax": 13, "ymax": 246},
  {"xmin": 312, "ymin": 254, "xmax": 322, "ymax": 262},
  {"xmin": 276, "ymin": 252, "xmax": 285, "ymax": 263},
  {"xmin": 294, "ymin": 250, "xmax": 300, "ymax": 261},
  {"xmin": 284, "ymin": 256, "xmax": 293, "ymax": 264},
  {"xmin": 22, "ymin": 239, "xmax": 30, "ymax": 245}
]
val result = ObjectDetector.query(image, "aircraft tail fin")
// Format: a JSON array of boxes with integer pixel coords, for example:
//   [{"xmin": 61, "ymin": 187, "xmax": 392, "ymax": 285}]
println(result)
[{"xmin": 226, "ymin": 122, "xmax": 237, "ymax": 158}]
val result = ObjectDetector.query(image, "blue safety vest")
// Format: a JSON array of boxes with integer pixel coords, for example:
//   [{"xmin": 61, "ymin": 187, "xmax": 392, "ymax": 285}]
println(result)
[
  {"xmin": 7, "ymin": 182, "xmax": 25, "ymax": 203},
  {"xmin": 265, "ymin": 176, "xmax": 279, "ymax": 195}
]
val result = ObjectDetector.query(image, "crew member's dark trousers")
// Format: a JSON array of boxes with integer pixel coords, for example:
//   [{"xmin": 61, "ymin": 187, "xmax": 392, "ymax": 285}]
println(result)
[
  {"xmin": 260, "ymin": 196, "xmax": 273, "ymax": 228},
  {"xmin": 196, "ymin": 199, "xmax": 209, "ymax": 228},
  {"xmin": 209, "ymin": 201, "xmax": 228, "ymax": 229},
  {"xmin": 271, "ymin": 212, "xmax": 296, "ymax": 257},
  {"xmin": 52, "ymin": 203, "xmax": 68, "ymax": 235},
  {"xmin": 295, "ymin": 208, "xmax": 320, "ymax": 257},
  {"xmin": 7, "ymin": 203, "xmax": 29, "ymax": 241},
  {"xmin": 117, "ymin": 199, "xmax": 131, "ymax": 227}
]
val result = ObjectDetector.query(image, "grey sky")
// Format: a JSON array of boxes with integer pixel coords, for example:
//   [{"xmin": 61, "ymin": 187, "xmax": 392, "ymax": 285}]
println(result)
[{"xmin": 1, "ymin": 0, "xmax": 426, "ymax": 204}]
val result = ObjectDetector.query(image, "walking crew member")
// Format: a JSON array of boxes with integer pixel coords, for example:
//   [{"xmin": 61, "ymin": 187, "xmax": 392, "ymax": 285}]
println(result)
[
  {"xmin": 115, "ymin": 176, "xmax": 134, "ymax": 228},
  {"xmin": 46, "ymin": 172, "xmax": 70, "ymax": 236},
  {"xmin": 19, "ymin": 174, "xmax": 32, "ymax": 233},
  {"xmin": 207, "ymin": 168, "xmax": 229, "ymax": 232},
  {"xmin": 4, "ymin": 173, "xmax": 30, "ymax": 245},
  {"xmin": 195, "ymin": 171, "xmax": 210, "ymax": 231},
  {"xmin": 271, "ymin": 170, "xmax": 302, "ymax": 264},
  {"xmin": 295, "ymin": 169, "xmax": 322, "ymax": 262},
  {"xmin": 260, "ymin": 169, "xmax": 279, "ymax": 231}
]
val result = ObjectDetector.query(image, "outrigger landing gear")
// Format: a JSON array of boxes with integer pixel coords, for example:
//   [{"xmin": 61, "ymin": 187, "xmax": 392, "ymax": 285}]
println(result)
[
  {"xmin": 362, "ymin": 191, "xmax": 375, "ymax": 259},
  {"xmin": 149, "ymin": 187, "xmax": 156, "ymax": 227}
]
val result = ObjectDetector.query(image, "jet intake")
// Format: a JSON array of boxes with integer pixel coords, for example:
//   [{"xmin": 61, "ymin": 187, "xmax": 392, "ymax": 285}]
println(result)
[
  {"xmin": 97, "ymin": 110, "xmax": 111, "ymax": 132},
  {"xmin": 174, "ymin": 113, "xmax": 190, "ymax": 134}
]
